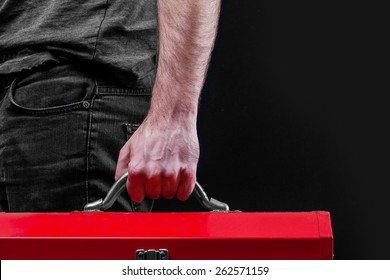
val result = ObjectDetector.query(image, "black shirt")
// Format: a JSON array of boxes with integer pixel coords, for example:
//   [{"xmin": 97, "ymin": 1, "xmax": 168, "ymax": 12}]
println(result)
[{"xmin": 0, "ymin": 0, "xmax": 158, "ymax": 87}]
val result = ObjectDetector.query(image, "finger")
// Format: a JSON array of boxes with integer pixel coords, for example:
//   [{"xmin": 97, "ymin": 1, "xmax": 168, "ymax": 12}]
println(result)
[
  {"xmin": 127, "ymin": 166, "xmax": 146, "ymax": 202},
  {"xmin": 176, "ymin": 168, "xmax": 196, "ymax": 201},
  {"xmin": 145, "ymin": 173, "xmax": 161, "ymax": 200},
  {"xmin": 161, "ymin": 171, "xmax": 178, "ymax": 199},
  {"xmin": 114, "ymin": 143, "xmax": 131, "ymax": 180}
]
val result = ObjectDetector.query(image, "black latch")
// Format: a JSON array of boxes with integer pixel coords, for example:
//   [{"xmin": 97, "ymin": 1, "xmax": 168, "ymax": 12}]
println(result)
[{"xmin": 135, "ymin": 249, "xmax": 169, "ymax": 260}]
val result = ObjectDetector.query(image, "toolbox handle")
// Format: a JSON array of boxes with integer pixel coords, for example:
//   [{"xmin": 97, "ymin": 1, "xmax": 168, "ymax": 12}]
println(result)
[{"xmin": 84, "ymin": 172, "xmax": 230, "ymax": 212}]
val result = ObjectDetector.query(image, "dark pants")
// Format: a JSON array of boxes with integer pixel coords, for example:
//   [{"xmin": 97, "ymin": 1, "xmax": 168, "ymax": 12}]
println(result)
[{"xmin": 0, "ymin": 61, "xmax": 153, "ymax": 212}]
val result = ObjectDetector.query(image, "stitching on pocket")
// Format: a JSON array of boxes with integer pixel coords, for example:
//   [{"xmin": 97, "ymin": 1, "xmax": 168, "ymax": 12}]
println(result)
[
  {"xmin": 97, "ymin": 86, "xmax": 152, "ymax": 96},
  {"xmin": 7, "ymin": 77, "xmax": 94, "ymax": 115}
]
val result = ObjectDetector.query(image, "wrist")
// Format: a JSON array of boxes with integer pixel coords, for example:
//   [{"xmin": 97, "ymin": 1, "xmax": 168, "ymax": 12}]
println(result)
[
  {"xmin": 148, "ymin": 85, "xmax": 199, "ymax": 123},
  {"xmin": 147, "ymin": 103, "xmax": 198, "ymax": 125}
]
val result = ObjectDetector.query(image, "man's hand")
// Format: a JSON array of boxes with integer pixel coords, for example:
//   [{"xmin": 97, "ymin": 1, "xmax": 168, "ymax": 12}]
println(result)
[
  {"xmin": 115, "ymin": 113, "xmax": 199, "ymax": 202},
  {"xmin": 115, "ymin": 0, "xmax": 220, "ymax": 202}
]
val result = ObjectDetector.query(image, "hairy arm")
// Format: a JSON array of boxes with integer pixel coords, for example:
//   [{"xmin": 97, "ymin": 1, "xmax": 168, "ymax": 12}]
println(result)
[{"xmin": 115, "ymin": 0, "xmax": 221, "ymax": 202}]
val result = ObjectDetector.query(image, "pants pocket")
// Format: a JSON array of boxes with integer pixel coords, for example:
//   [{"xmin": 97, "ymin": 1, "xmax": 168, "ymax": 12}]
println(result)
[
  {"xmin": 8, "ymin": 63, "xmax": 95, "ymax": 114},
  {"xmin": 0, "ymin": 64, "xmax": 96, "ymax": 212}
]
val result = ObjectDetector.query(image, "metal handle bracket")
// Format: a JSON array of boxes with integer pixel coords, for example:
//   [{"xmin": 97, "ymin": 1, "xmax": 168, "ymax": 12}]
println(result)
[{"xmin": 84, "ymin": 172, "xmax": 230, "ymax": 212}]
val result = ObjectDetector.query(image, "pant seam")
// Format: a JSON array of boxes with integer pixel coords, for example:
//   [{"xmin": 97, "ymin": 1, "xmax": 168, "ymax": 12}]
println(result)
[{"xmin": 85, "ymin": 80, "xmax": 98, "ymax": 205}]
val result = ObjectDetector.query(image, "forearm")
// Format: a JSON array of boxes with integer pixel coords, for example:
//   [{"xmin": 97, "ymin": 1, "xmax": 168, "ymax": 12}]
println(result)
[
  {"xmin": 116, "ymin": 0, "xmax": 221, "ymax": 202},
  {"xmin": 149, "ymin": 0, "xmax": 221, "ymax": 122}
]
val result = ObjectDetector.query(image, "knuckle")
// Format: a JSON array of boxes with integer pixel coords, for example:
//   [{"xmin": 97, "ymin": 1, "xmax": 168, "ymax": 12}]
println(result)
[
  {"xmin": 181, "ymin": 167, "xmax": 195, "ymax": 180},
  {"xmin": 128, "ymin": 166, "xmax": 145, "ymax": 179},
  {"xmin": 144, "ymin": 162, "xmax": 165, "ymax": 179},
  {"xmin": 162, "ymin": 169, "xmax": 177, "ymax": 181},
  {"xmin": 144, "ymin": 169, "xmax": 160, "ymax": 181}
]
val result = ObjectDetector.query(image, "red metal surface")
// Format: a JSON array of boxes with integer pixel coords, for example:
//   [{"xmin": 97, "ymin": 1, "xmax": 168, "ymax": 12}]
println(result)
[{"xmin": 0, "ymin": 211, "xmax": 333, "ymax": 260}]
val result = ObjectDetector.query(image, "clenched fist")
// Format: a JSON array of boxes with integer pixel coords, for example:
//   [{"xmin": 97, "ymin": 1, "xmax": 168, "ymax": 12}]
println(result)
[{"xmin": 115, "ymin": 114, "xmax": 200, "ymax": 202}]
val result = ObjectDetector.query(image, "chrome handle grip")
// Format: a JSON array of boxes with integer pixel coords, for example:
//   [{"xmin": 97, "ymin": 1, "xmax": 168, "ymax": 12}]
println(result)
[{"xmin": 84, "ymin": 172, "xmax": 229, "ymax": 212}]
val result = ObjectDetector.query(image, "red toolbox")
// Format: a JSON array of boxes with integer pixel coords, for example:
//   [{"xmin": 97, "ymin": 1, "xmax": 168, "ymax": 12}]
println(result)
[
  {"xmin": 0, "ymin": 174, "xmax": 333, "ymax": 260},
  {"xmin": 0, "ymin": 211, "xmax": 333, "ymax": 260}
]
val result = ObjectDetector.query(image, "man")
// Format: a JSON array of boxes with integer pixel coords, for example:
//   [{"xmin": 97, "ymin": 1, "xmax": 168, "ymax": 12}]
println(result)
[{"xmin": 0, "ymin": 0, "xmax": 221, "ymax": 211}]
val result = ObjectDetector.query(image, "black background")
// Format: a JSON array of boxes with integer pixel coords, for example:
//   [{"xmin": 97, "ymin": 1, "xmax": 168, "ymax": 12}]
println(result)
[{"xmin": 153, "ymin": 1, "xmax": 390, "ymax": 259}]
